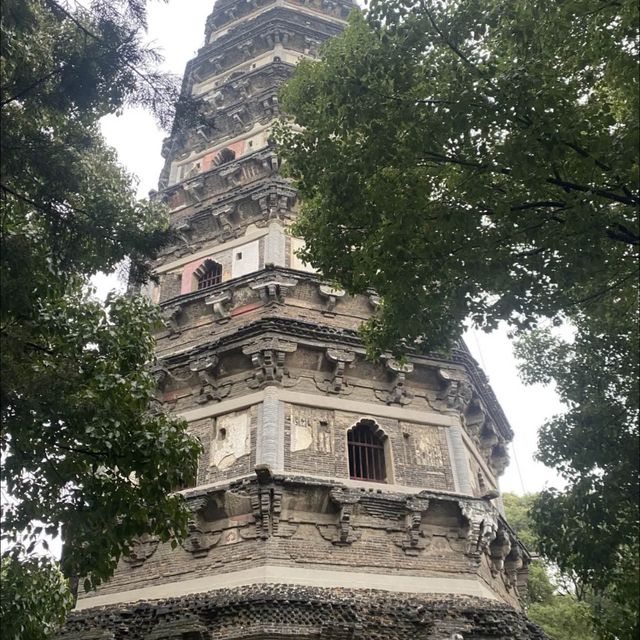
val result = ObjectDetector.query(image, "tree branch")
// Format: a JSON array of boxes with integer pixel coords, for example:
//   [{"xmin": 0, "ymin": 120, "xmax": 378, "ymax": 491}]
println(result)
[{"xmin": 1, "ymin": 65, "xmax": 68, "ymax": 107}]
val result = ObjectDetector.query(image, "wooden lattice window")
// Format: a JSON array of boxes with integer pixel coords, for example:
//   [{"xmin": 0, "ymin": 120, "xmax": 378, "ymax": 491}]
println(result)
[
  {"xmin": 195, "ymin": 259, "xmax": 222, "ymax": 290},
  {"xmin": 348, "ymin": 421, "xmax": 386, "ymax": 482}
]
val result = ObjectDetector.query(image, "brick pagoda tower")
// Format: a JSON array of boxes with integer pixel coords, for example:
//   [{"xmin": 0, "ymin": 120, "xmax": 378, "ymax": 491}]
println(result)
[{"xmin": 60, "ymin": 1, "xmax": 546, "ymax": 637}]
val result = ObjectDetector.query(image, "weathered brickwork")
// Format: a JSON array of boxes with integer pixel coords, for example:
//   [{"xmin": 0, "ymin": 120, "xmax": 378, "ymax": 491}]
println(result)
[
  {"xmin": 69, "ymin": 0, "xmax": 546, "ymax": 636},
  {"xmin": 78, "ymin": 474, "xmax": 529, "ymax": 613},
  {"xmin": 61, "ymin": 585, "xmax": 547, "ymax": 640}
]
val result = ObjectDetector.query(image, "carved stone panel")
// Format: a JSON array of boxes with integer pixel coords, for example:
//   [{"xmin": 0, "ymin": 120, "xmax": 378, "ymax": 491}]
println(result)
[
  {"xmin": 210, "ymin": 411, "xmax": 251, "ymax": 470},
  {"xmin": 290, "ymin": 405, "xmax": 334, "ymax": 454}
]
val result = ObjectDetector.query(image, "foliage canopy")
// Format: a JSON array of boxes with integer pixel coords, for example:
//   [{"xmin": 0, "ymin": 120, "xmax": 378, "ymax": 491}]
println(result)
[
  {"xmin": 278, "ymin": 0, "xmax": 639, "ymax": 634},
  {"xmin": 0, "ymin": 0, "xmax": 202, "ymax": 624}
]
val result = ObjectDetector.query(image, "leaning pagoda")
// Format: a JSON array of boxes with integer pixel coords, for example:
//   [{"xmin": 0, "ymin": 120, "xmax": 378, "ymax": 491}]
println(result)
[{"xmin": 58, "ymin": 0, "xmax": 546, "ymax": 638}]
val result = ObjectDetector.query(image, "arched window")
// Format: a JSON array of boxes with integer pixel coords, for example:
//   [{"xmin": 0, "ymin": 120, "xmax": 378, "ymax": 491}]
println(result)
[
  {"xmin": 348, "ymin": 420, "xmax": 386, "ymax": 482},
  {"xmin": 194, "ymin": 259, "xmax": 222, "ymax": 290},
  {"xmin": 213, "ymin": 147, "xmax": 236, "ymax": 166}
]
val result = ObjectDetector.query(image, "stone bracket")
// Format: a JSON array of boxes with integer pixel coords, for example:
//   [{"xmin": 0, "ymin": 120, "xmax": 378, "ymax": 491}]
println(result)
[
  {"xmin": 326, "ymin": 348, "xmax": 355, "ymax": 394},
  {"xmin": 123, "ymin": 533, "xmax": 160, "ymax": 568},
  {"xmin": 398, "ymin": 497, "xmax": 430, "ymax": 555},
  {"xmin": 243, "ymin": 338, "xmax": 297, "ymax": 388},
  {"xmin": 161, "ymin": 304, "xmax": 184, "ymax": 338},
  {"xmin": 183, "ymin": 178, "xmax": 205, "ymax": 204},
  {"xmin": 436, "ymin": 369, "xmax": 473, "ymax": 412},
  {"xmin": 204, "ymin": 290, "xmax": 233, "ymax": 323},
  {"xmin": 318, "ymin": 284, "xmax": 345, "ymax": 315},
  {"xmin": 375, "ymin": 359, "xmax": 414, "ymax": 406},
  {"xmin": 249, "ymin": 468, "xmax": 283, "ymax": 539},
  {"xmin": 458, "ymin": 499, "xmax": 498, "ymax": 558},
  {"xmin": 327, "ymin": 487, "xmax": 361, "ymax": 545},
  {"xmin": 189, "ymin": 354, "xmax": 231, "ymax": 403},
  {"xmin": 250, "ymin": 275, "xmax": 297, "ymax": 303}
]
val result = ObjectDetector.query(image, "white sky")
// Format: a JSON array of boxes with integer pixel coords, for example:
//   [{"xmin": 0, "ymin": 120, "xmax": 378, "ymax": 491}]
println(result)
[{"xmin": 98, "ymin": 0, "xmax": 565, "ymax": 496}]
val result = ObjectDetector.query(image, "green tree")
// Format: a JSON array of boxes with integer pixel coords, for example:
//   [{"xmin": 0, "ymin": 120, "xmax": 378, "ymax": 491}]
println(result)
[
  {"xmin": 277, "ymin": 0, "xmax": 638, "ymax": 635},
  {"xmin": 0, "ymin": 0, "xmax": 202, "ymax": 631},
  {"xmin": 0, "ymin": 550, "xmax": 74, "ymax": 640},
  {"xmin": 503, "ymin": 493, "xmax": 597, "ymax": 640}
]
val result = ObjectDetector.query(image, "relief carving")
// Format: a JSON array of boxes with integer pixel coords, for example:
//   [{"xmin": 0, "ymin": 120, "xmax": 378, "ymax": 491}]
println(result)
[
  {"xmin": 405, "ymin": 429, "xmax": 445, "ymax": 468},
  {"xmin": 123, "ymin": 533, "xmax": 160, "ymax": 568}
]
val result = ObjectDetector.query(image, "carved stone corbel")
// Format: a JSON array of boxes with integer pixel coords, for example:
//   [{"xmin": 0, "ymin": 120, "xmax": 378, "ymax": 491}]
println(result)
[
  {"xmin": 180, "ymin": 496, "xmax": 221, "ymax": 557},
  {"xmin": 464, "ymin": 396, "xmax": 486, "ymax": 442},
  {"xmin": 189, "ymin": 354, "xmax": 230, "ymax": 403},
  {"xmin": 123, "ymin": 533, "xmax": 160, "ymax": 568},
  {"xmin": 489, "ymin": 528, "xmax": 512, "ymax": 577},
  {"xmin": 219, "ymin": 162, "xmax": 242, "ymax": 187},
  {"xmin": 161, "ymin": 304, "xmax": 183, "ymax": 338},
  {"xmin": 212, "ymin": 204, "xmax": 236, "ymax": 238},
  {"xmin": 173, "ymin": 218, "xmax": 192, "ymax": 247},
  {"xmin": 479, "ymin": 421, "xmax": 500, "ymax": 459},
  {"xmin": 204, "ymin": 290, "xmax": 233, "ymax": 323},
  {"xmin": 243, "ymin": 338, "xmax": 297, "ymax": 387},
  {"xmin": 397, "ymin": 497, "xmax": 430, "ymax": 555},
  {"xmin": 256, "ymin": 149, "xmax": 279, "ymax": 172},
  {"xmin": 458, "ymin": 499, "xmax": 498, "ymax": 558},
  {"xmin": 504, "ymin": 543, "xmax": 524, "ymax": 591},
  {"xmin": 318, "ymin": 284, "xmax": 346, "ymax": 315},
  {"xmin": 324, "ymin": 348, "xmax": 356, "ymax": 394},
  {"xmin": 249, "ymin": 275, "xmax": 296, "ymax": 303},
  {"xmin": 489, "ymin": 442, "xmax": 510, "ymax": 476},
  {"xmin": 437, "ymin": 369, "xmax": 473, "ymax": 412},
  {"xmin": 181, "ymin": 520, "xmax": 221, "ymax": 558},
  {"xmin": 324, "ymin": 487, "xmax": 361, "ymax": 545},
  {"xmin": 152, "ymin": 366, "xmax": 169, "ymax": 391},
  {"xmin": 183, "ymin": 177, "xmax": 205, "ymax": 204},
  {"xmin": 375, "ymin": 359, "xmax": 414, "ymax": 406}
]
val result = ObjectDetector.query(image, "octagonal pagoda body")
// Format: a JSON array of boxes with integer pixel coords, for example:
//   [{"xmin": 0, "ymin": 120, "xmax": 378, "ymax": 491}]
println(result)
[{"xmin": 60, "ymin": 1, "xmax": 546, "ymax": 638}]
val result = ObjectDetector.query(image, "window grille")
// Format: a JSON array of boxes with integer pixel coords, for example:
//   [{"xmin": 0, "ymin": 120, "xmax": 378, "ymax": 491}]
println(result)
[
  {"xmin": 197, "ymin": 260, "xmax": 222, "ymax": 290},
  {"xmin": 348, "ymin": 422, "xmax": 386, "ymax": 482}
]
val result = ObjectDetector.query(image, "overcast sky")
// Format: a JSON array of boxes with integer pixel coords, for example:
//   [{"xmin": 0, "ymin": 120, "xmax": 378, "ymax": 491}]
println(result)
[{"xmin": 97, "ymin": 0, "xmax": 565, "ymax": 496}]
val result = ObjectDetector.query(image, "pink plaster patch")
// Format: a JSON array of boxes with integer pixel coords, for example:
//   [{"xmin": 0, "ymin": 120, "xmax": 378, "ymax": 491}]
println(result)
[{"xmin": 180, "ymin": 256, "xmax": 215, "ymax": 294}]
